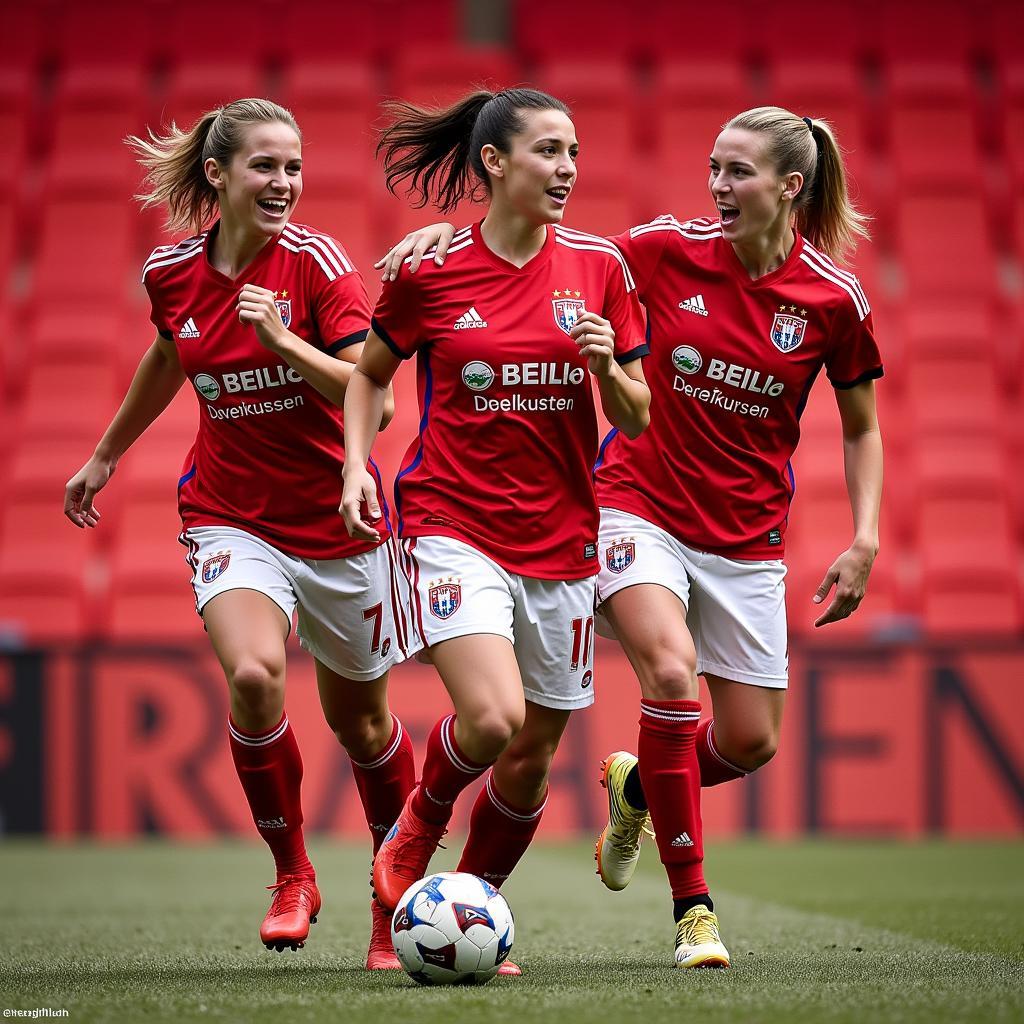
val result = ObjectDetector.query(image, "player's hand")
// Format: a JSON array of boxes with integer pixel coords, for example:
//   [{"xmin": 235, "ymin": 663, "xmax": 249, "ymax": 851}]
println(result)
[
  {"xmin": 374, "ymin": 223, "xmax": 457, "ymax": 281},
  {"xmin": 64, "ymin": 456, "xmax": 114, "ymax": 529},
  {"xmin": 812, "ymin": 542, "xmax": 876, "ymax": 627},
  {"xmin": 237, "ymin": 284, "xmax": 287, "ymax": 350},
  {"xmin": 570, "ymin": 312, "xmax": 616, "ymax": 378},
  {"xmin": 340, "ymin": 468, "xmax": 383, "ymax": 542}
]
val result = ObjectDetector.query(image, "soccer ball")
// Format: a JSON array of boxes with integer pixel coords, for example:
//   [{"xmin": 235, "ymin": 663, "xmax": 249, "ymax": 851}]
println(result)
[{"xmin": 391, "ymin": 871, "xmax": 514, "ymax": 985}]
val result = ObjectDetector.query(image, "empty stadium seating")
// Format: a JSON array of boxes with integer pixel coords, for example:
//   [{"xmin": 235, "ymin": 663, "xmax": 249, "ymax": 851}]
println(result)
[{"xmin": 1, "ymin": 1, "xmax": 1021, "ymax": 644}]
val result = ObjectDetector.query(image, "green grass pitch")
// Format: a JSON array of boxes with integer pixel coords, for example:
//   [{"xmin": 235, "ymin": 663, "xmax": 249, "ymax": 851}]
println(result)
[{"xmin": 2, "ymin": 839, "xmax": 1022, "ymax": 1023}]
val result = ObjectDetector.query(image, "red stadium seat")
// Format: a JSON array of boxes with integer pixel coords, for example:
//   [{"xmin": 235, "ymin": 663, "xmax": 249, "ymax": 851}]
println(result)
[
  {"xmin": 390, "ymin": 48, "xmax": 519, "ymax": 110},
  {"xmin": 903, "ymin": 353, "xmax": 1003, "ymax": 436},
  {"xmin": 650, "ymin": 62, "xmax": 757, "ymax": 223},
  {"xmin": 161, "ymin": 62, "xmax": 267, "ymax": 131},
  {"xmin": 747, "ymin": 0, "xmax": 867, "ymax": 63},
  {"xmin": 917, "ymin": 564, "xmax": 1023, "ymax": 637},
  {"xmin": 44, "ymin": 0, "xmax": 156, "ymax": 67},
  {"xmin": 874, "ymin": 1, "xmax": 984, "ymax": 63},
  {"xmin": 19, "ymin": 361, "xmax": 118, "ymax": 442},
  {"xmin": 0, "ymin": 497, "xmax": 94, "ymax": 642},
  {"xmin": 515, "ymin": 0, "xmax": 644, "ymax": 61}
]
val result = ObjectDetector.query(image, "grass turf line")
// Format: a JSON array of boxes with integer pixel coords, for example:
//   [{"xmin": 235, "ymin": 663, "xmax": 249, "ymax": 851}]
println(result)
[{"xmin": 1, "ymin": 839, "xmax": 1021, "ymax": 1024}]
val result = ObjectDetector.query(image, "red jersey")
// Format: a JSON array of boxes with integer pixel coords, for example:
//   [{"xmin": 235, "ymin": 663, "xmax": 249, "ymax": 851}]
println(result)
[
  {"xmin": 596, "ymin": 216, "xmax": 883, "ymax": 559},
  {"xmin": 143, "ymin": 220, "xmax": 387, "ymax": 559},
  {"xmin": 372, "ymin": 221, "xmax": 648, "ymax": 579}
]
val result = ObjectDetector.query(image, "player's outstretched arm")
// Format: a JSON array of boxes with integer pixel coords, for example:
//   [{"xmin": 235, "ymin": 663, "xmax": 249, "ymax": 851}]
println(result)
[
  {"xmin": 64, "ymin": 335, "xmax": 185, "ymax": 529},
  {"xmin": 341, "ymin": 332, "xmax": 402, "ymax": 542},
  {"xmin": 570, "ymin": 311, "xmax": 651, "ymax": 440},
  {"xmin": 374, "ymin": 223, "xmax": 457, "ymax": 281},
  {"xmin": 813, "ymin": 380, "xmax": 883, "ymax": 627}
]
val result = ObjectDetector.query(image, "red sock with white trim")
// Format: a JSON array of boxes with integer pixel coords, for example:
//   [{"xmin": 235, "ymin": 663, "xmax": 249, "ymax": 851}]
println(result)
[
  {"xmin": 696, "ymin": 718, "xmax": 748, "ymax": 787},
  {"xmin": 229, "ymin": 713, "xmax": 314, "ymax": 880},
  {"xmin": 457, "ymin": 772, "xmax": 547, "ymax": 887},
  {"xmin": 638, "ymin": 699, "xmax": 707, "ymax": 900},
  {"xmin": 412, "ymin": 715, "xmax": 491, "ymax": 826},
  {"xmin": 349, "ymin": 715, "xmax": 416, "ymax": 855}
]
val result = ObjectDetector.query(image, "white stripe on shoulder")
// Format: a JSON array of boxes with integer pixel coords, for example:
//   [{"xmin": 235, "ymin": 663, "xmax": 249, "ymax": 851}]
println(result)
[
  {"xmin": 278, "ymin": 236, "xmax": 336, "ymax": 280},
  {"xmin": 629, "ymin": 217, "xmax": 722, "ymax": 242},
  {"xmin": 555, "ymin": 227, "xmax": 636, "ymax": 291},
  {"xmin": 141, "ymin": 239, "xmax": 205, "ymax": 281},
  {"xmin": 798, "ymin": 252, "xmax": 869, "ymax": 321},
  {"xmin": 802, "ymin": 241, "xmax": 870, "ymax": 312},
  {"xmin": 403, "ymin": 227, "xmax": 474, "ymax": 267},
  {"xmin": 285, "ymin": 223, "xmax": 354, "ymax": 274},
  {"xmin": 281, "ymin": 225, "xmax": 348, "ymax": 277}
]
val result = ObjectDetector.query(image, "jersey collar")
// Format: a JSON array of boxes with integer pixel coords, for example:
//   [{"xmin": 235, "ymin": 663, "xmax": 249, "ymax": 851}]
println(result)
[
  {"xmin": 471, "ymin": 220, "xmax": 556, "ymax": 275},
  {"xmin": 202, "ymin": 219, "xmax": 280, "ymax": 289},
  {"xmin": 721, "ymin": 229, "xmax": 806, "ymax": 289}
]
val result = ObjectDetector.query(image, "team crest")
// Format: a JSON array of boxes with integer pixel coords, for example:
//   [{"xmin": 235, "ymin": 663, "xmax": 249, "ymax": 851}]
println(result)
[
  {"xmin": 428, "ymin": 578, "xmax": 462, "ymax": 619},
  {"xmin": 770, "ymin": 312, "xmax": 807, "ymax": 352},
  {"xmin": 201, "ymin": 551, "xmax": 231, "ymax": 583},
  {"xmin": 553, "ymin": 298, "xmax": 586, "ymax": 335},
  {"xmin": 606, "ymin": 539, "xmax": 635, "ymax": 574},
  {"xmin": 274, "ymin": 298, "xmax": 292, "ymax": 328}
]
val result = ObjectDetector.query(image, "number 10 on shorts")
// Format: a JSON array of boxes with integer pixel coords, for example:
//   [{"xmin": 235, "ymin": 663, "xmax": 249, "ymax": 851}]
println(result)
[{"xmin": 569, "ymin": 616, "xmax": 594, "ymax": 671}]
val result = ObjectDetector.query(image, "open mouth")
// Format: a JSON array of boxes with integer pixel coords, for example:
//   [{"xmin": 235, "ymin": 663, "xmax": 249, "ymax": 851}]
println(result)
[
  {"xmin": 546, "ymin": 186, "xmax": 570, "ymax": 206},
  {"xmin": 718, "ymin": 204, "xmax": 739, "ymax": 226},
  {"xmin": 257, "ymin": 198, "xmax": 289, "ymax": 217}
]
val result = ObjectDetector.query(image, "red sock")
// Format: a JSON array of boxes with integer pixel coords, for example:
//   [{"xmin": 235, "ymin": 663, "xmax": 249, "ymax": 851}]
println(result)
[
  {"xmin": 349, "ymin": 715, "xmax": 416, "ymax": 855},
  {"xmin": 412, "ymin": 715, "xmax": 491, "ymax": 826},
  {"xmin": 638, "ymin": 699, "xmax": 707, "ymax": 900},
  {"xmin": 457, "ymin": 772, "xmax": 547, "ymax": 887},
  {"xmin": 229, "ymin": 713, "xmax": 313, "ymax": 880},
  {"xmin": 696, "ymin": 718, "xmax": 748, "ymax": 787}
]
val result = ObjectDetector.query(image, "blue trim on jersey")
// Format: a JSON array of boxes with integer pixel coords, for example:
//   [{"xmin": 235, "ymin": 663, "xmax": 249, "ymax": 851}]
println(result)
[
  {"xmin": 178, "ymin": 464, "xmax": 196, "ymax": 489},
  {"xmin": 794, "ymin": 366, "xmax": 820, "ymax": 422},
  {"xmin": 785, "ymin": 459, "xmax": 796, "ymax": 499},
  {"xmin": 367, "ymin": 457, "xmax": 393, "ymax": 534},
  {"xmin": 394, "ymin": 348, "xmax": 434, "ymax": 534},
  {"xmin": 593, "ymin": 427, "xmax": 620, "ymax": 476}
]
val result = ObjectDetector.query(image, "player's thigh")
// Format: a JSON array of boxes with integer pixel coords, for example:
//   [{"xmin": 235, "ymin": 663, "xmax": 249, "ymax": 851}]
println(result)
[
  {"xmin": 497, "ymin": 700, "xmax": 572, "ymax": 775},
  {"xmin": 704, "ymin": 673, "xmax": 786, "ymax": 763},
  {"xmin": 512, "ymin": 575, "xmax": 598, "ymax": 711},
  {"xmin": 202, "ymin": 588, "xmax": 291, "ymax": 693},
  {"xmin": 294, "ymin": 539, "xmax": 418, "ymax": 682},
  {"xmin": 601, "ymin": 583, "xmax": 699, "ymax": 700},
  {"xmin": 314, "ymin": 658, "xmax": 392, "ymax": 757}
]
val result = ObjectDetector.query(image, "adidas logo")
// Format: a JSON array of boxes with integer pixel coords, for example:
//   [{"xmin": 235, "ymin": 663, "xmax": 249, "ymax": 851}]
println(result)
[
  {"xmin": 454, "ymin": 306, "xmax": 488, "ymax": 330},
  {"xmin": 178, "ymin": 317, "xmax": 201, "ymax": 339},
  {"xmin": 670, "ymin": 832, "xmax": 694, "ymax": 847},
  {"xmin": 678, "ymin": 295, "xmax": 709, "ymax": 317}
]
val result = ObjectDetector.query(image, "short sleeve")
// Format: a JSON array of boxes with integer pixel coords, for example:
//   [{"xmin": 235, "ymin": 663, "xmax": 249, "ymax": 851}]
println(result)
[
  {"xmin": 312, "ymin": 268, "xmax": 372, "ymax": 355},
  {"xmin": 602, "ymin": 248, "xmax": 649, "ymax": 365},
  {"xmin": 370, "ymin": 269, "xmax": 424, "ymax": 360},
  {"xmin": 143, "ymin": 276, "xmax": 173, "ymax": 340},
  {"xmin": 608, "ymin": 219, "xmax": 675, "ymax": 303},
  {"xmin": 824, "ymin": 300, "xmax": 884, "ymax": 390}
]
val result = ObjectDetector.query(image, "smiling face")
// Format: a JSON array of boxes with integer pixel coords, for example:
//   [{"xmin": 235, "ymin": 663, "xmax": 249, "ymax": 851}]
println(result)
[
  {"xmin": 207, "ymin": 120, "xmax": 303, "ymax": 237},
  {"xmin": 484, "ymin": 108, "xmax": 578, "ymax": 226},
  {"xmin": 708, "ymin": 127, "xmax": 800, "ymax": 246}
]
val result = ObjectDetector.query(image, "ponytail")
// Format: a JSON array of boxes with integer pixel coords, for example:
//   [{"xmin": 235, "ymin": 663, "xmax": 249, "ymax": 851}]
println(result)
[
  {"xmin": 127, "ymin": 98, "xmax": 301, "ymax": 236},
  {"xmin": 725, "ymin": 106, "xmax": 870, "ymax": 263},
  {"xmin": 377, "ymin": 87, "xmax": 571, "ymax": 213}
]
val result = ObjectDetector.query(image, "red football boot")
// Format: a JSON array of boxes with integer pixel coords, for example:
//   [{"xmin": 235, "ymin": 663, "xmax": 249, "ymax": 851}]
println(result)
[
  {"xmin": 372, "ymin": 788, "xmax": 447, "ymax": 911},
  {"xmin": 497, "ymin": 960, "xmax": 522, "ymax": 976},
  {"xmin": 365, "ymin": 898, "xmax": 402, "ymax": 970},
  {"xmin": 260, "ymin": 874, "xmax": 321, "ymax": 952}
]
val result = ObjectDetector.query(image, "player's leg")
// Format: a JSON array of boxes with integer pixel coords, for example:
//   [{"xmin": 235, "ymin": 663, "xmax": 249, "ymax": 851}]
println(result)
[{"xmin": 699, "ymin": 675, "xmax": 786, "ymax": 783}]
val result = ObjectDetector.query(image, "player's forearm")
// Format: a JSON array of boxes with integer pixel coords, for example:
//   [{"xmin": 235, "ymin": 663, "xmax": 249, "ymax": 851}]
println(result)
[
  {"xmin": 94, "ymin": 340, "xmax": 185, "ymax": 463},
  {"xmin": 596, "ymin": 365, "xmax": 651, "ymax": 440},
  {"xmin": 843, "ymin": 428, "xmax": 883, "ymax": 554},
  {"xmin": 342, "ymin": 367, "xmax": 387, "ymax": 471}
]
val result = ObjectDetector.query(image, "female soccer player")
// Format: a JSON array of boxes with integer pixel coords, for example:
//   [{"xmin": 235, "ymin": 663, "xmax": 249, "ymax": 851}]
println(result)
[
  {"xmin": 374, "ymin": 106, "xmax": 883, "ymax": 969},
  {"xmin": 340, "ymin": 90, "xmax": 651, "ymax": 962},
  {"xmin": 63, "ymin": 98, "xmax": 418, "ymax": 968}
]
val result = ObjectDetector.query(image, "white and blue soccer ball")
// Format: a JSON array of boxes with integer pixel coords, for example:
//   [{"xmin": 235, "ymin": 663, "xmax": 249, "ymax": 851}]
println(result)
[{"xmin": 391, "ymin": 871, "xmax": 515, "ymax": 985}]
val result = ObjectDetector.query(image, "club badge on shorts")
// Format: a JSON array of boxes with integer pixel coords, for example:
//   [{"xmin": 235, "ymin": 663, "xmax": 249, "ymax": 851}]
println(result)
[
  {"xmin": 770, "ymin": 309, "xmax": 807, "ymax": 352},
  {"xmin": 605, "ymin": 538, "xmax": 636, "ymax": 574},
  {"xmin": 202, "ymin": 551, "xmax": 231, "ymax": 583},
  {"xmin": 552, "ymin": 290, "xmax": 586, "ymax": 335},
  {"xmin": 428, "ymin": 577, "xmax": 462, "ymax": 619}
]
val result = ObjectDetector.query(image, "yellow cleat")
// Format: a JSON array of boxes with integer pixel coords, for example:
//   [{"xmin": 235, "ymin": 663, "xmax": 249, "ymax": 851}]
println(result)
[
  {"xmin": 594, "ymin": 751, "xmax": 653, "ymax": 891},
  {"xmin": 674, "ymin": 906, "xmax": 730, "ymax": 969}
]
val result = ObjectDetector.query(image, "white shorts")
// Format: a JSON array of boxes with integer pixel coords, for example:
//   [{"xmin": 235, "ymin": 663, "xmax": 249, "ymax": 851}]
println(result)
[
  {"xmin": 401, "ymin": 536, "xmax": 597, "ymax": 710},
  {"xmin": 183, "ymin": 525, "xmax": 420, "ymax": 681},
  {"xmin": 596, "ymin": 508, "xmax": 789, "ymax": 688}
]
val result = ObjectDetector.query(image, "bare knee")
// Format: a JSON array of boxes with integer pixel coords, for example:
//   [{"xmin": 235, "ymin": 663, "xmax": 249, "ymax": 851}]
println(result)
[
  {"xmin": 641, "ymin": 653, "xmax": 699, "ymax": 701},
  {"xmin": 717, "ymin": 727, "xmax": 779, "ymax": 772},
  {"xmin": 460, "ymin": 709, "xmax": 524, "ymax": 763},
  {"xmin": 332, "ymin": 709, "xmax": 393, "ymax": 763},
  {"xmin": 228, "ymin": 657, "xmax": 286, "ymax": 724}
]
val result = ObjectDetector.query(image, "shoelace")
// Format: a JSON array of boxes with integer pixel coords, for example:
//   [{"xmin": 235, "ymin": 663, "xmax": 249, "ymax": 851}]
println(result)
[
  {"xmin": 608, "ymin": 813, "xmax": 655, "ymax": 856},
  {"xmin": 677, "ymin": 910, "xmax": 719, "ymax": 948},
  {"xmin": 266, "ymin": 875, "xmax": 315, "ymax": 916},
  {"xmin": 393, "ymin": 828, "xmax": 448, "ymax": 876}
]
